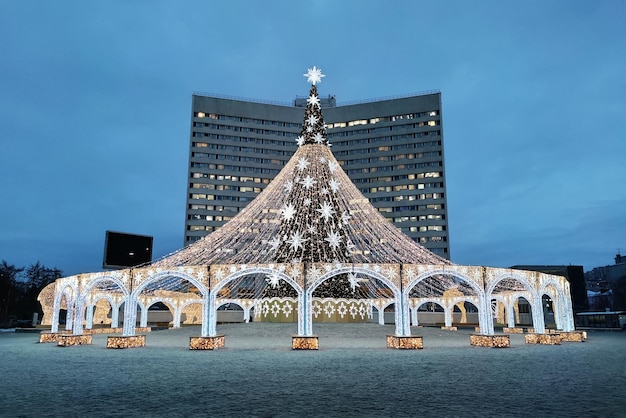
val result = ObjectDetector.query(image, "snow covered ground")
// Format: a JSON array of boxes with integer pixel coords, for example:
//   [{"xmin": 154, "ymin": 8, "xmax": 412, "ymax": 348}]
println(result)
[{"xmin": 1, "ymin": 323, "xmax": 625, "ymax": 417}]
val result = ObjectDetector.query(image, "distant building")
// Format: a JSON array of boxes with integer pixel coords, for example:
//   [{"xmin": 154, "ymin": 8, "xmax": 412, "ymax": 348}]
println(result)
[
  {"xmin": 510, "ymin": 265, "xmax": 588, "ymax": 313},
  {"xmin": 185, "ymin": 91, "xmax": 450, "ymax": 259},
  {"xmin": 585, "ymin": 252, "xmax": 626, "ymax": 288},
  {"xmin": 584, "ymin": 252, "xmax": 626, "ymax": 310}
]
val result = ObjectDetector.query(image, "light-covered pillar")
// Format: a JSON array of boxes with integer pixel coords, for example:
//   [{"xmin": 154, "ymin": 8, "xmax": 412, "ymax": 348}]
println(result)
[
  {"xmin": 65, "ymin": 300, "xmax": 74, "ymax": 332},
  {"xmin": 172, "ymin": 307, "xmax": 182, "ymax": 328},
  {"xmin": 531, "ymin": 297, "xmax": 546, "ymax": 334},
  {"xmin": 480, "ymin": 296, "xmax": 495, "ymax": 335},
  {"xmin": 111, "ymin": 304, "xmax": 120, "ymax": 328},
  {"xmin": 396, "ymin": 293, "xmax": 410, "ymax": 336},
  {"xmin": 506, "ymin": 302, "xmax": 516, "ymax": 328},
  {"xmin": 73, "ymin": 299, "xmax": 84, "ymax": 335},
  {"xmin": 443, "ymin": 305, "xmax": 453, "ymax": 328},
  {"xmin": 51, "ymin": 298, "xmax": 60, "ymax": 333},
  {"xmin": 201, "ymin": 294, "xmax": 210, "ymax": 337},
  {"xmin": 208, "ymin": 293, "xmax": 218, "ymax": 336},
  {"xmin": 85, "ymin": 304, "xmax": 94, "ymax": 330},
  {"xmin": 140, "ymin": 305, "xmax": 148, "ymax": 328},
  {"xmin": 411, "ymin": 306, "xmax": 419, "ymax": 326},
  {"xmin": 122, "ymin": 297, "xmax": 137, "ymax": 336}
]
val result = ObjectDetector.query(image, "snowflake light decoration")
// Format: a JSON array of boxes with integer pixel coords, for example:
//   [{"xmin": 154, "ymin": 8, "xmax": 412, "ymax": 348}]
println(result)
[
  {"xmin": 316, "ymin": 201, "xmax": 335, "ymax": 221},
  {"xmin": 281, "ymin": 203, "xmax": 296, "ymax": 221},
  {"xmin": 307, "ymin": 94, "xmax": 320, "ymax": 107},
  {"xmin": 265, "ymin": 273, "xmax": 281, "ymax": 289},
  {"xmin": 296, "ymin": 157, "xmax": 310, "ymax": 171}
]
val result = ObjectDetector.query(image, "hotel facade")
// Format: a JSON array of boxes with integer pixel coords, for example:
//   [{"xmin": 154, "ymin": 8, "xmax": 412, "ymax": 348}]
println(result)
[{"xmin": 185, "ymin": 91, "xmax": 450, "ymax": 259}]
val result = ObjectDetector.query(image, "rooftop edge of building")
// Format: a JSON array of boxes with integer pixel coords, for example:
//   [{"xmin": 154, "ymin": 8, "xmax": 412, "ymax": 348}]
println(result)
[{"xmin": 192, "ymin": 90, "xmax": 442, "ymax": 109}]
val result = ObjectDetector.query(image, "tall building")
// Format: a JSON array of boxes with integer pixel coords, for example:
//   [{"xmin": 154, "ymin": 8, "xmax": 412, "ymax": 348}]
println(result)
[{"xmin": 185, "ymin": 91, "xmax": 450, "ymax": 259}]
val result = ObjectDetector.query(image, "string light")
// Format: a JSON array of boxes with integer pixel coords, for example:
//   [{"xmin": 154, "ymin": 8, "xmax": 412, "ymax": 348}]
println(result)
[{"xmin": 38, "ymin": 67, "xmax": 576, "ymax": 340}]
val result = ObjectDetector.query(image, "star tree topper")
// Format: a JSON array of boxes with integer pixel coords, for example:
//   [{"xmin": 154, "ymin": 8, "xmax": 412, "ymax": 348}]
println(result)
[{"xmin": 304, "ymin": 66, "xmax": 325, "ymax": 85}]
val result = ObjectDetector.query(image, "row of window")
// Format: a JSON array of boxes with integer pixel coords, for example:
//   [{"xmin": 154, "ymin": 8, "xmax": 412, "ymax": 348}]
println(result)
[
  {"xmin": 189, "ymin": 193, "xmax": 256, "ymax": 202},
  {"xmin": 190, "ymin": 163, "xmax": 281, "ymax": 174},
  {"xmin": 352, "ymin": 171, "xmax": 442, "ymax": 184},
  {"xmin": 193, "ymin": 131, "xmax": 299, "ymax": 141},
  {"xmin": 370, "ymin": 193, "xmax": 444, "ymax": 203},
  {"xmin": 191, "ymin": 173, "xmax": 272, "ymax": 184},
  {"xmin": 346, "ymin": 161, "xmax": 442, "ymax": 175},
  {"xmin": 195, "ymin": 110, "xmax": 439, "ymax": 129},
  {"xmin": 361, "ymin": 182, "xmax": 443, "ymax": 194},
  {"xmin": 192, "ymin": 133, "xmax": 441, "ymax": 151},
  {"xmin": 335, "ymin": 139, "xmax": 441, "ymax": 154},
  {"xmin": 190, "ymin": 183, "xmax": 263, "ymax": 193},
  {"xmin": 326, "ymin": 110, "xmax": 439, "ymax": 129},
  {"xmin": 189, "ymin": 171, "xmax": 443, "ymax": 186},
  {"xmin": 187, "ymin": 203, "xmax": 445, "ymax": 214},
  {"xmin": 195, "ymin": 112, "xmax": 301, "ymax": 128},
  {"xmin": 377, "ymin": 204, "xmax": 445, "ymax": 212},
  {"xmin": 192, "ymin": 134, "xmax": 297, "ymax": 146},
  {"xmin": 190, "ymin": 192, "xmax": 441, "ymax": 203},
  {"xmin": 414, "ymin": 236, "xmax": 448, "ymax": 243},
  {"xmin": 193, "ymin": 123, "xmax": 298, "ymax": 137},
  {"xmin": 340, "ymin": 151, "xmax": 441, "ymax": 166},
  {"xmin": 189, "ymin": 214, "xmax": 236, "ymax": 221},
  {"xmin": 327, "ymin": 121, "xmax": 440, "ymax": 139},
  {"xmin": 186, "ymin": 225, "xmax": 447, "ymax": 242},
  {"xmin": 192, "ymin": 143, "xmax": 286, "ymax": 155},
  {"xmin": 188, "ymin": 204, "xmax": 239, "ymax": 211},
  {"xmin": 191, "ymin": 152, "xmax": 286, "ymax": 165},
  {"xmin": 188, "ymin": 225, "xmax": 217, "ymax": 232}
]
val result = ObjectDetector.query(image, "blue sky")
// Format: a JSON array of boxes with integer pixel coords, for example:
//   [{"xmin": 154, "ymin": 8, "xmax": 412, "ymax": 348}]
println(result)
[{"xmin": 1, "ymin": 1, "xmax": 624, "ymax": 276}]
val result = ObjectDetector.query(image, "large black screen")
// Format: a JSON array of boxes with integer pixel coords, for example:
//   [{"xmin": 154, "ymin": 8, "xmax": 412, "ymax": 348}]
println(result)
[{"xmin": 103, "ymin": 231, "xmax": 153, "ymax": 269}]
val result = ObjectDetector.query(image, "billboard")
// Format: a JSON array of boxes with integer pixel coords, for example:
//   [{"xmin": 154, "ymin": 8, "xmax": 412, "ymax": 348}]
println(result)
[{"xmin": 103, "ymin": 231, "xmax": 153, "ymax": 269}]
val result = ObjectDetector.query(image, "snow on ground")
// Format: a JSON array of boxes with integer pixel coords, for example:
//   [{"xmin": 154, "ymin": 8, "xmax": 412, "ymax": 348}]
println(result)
[{"xmin": 1, "ymin": 323, "xmax": 625, "ymax": 417}]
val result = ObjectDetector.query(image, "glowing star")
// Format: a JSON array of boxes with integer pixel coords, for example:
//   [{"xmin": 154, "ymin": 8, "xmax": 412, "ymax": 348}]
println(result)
[
  {"xmin": 347, "ymin": 273, "xmax": 367, "ymax": 292},
  {"xmin": 284, "ymin": 180, "xmax": 293, "ymax": 193},
  {"xmin": 341, "ymin": 211, "xmax": 351, "ymax": 224},
  {"xmin": 303, "ymin": 198, "xmax": 312, "ymax": 206},
  {"xmin": 300, "ymin": 175, "xmax": 317, "ymax": 189},
  {"xmin": 307, "ymin": 115, "xmax": 318, "ymax": 126},
  {"xmin": 307, "ymin": 94, "xmax": 320, "ymax": 107},
  {"xmin": 296, "ymin": 136, "xmax": 305, "ymax": 146},
  {"xmin": 287, "ymin": 231, "xmax": 308, "ymax": 251},
  {"xmin": 307, "ymin": 225, "xmax": 317, "ymax": 234},
  {"xmin": 325, "ymin": 230, "xmax": 342, "ymax": 250},
  {"xmin": 304, "ymin": 66, "xmax": 325, "ymax": 85},
  {"xmin": 313, "ymin": 132, "xmax": 324, "ymax": 144},
  {"xmin": 328, "ymin": 161, "xmax": 339, "ymax": 173},
  {"xmin": 316, "ymin": 201, "xmax": 335, "ymax": 221},
  {"xmin": 319, "ymin": 157, "xmax": 326, "ymax": 163},
  {"xmin": 281, "ymin": 203, "xmax": 296, "ymax": 221},
  {"xmin": 265, "ymin": 273, "xmax": 281, "ymax": 289},
  {"xmin": 296, "ymin": 157, "xmax": 310, "ymax": 171},
  {"xmin": 320, "ymin": 187, "xmax": 329, "ymax": 195},
  {"xmin": 268, "ymin": 236, "xmax": 281, "ymax": 252},
  {"xmin": 328, "ymin": 178, "xmax": 340, "ymax": 193},
  {"xmin": 306, "ymin": 126, "xmax": 314, "ymax": 133}
]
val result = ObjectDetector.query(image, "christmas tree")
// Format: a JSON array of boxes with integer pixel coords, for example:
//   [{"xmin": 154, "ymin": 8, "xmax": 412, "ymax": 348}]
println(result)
[{"xmin": 154, "ymin": 66, "xmax": 450, "ymax": 299}]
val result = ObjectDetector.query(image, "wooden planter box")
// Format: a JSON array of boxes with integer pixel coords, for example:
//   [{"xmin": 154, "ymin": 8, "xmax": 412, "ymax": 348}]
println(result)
[
  {"xmin": 292, "ymin": 335, "xmax": 319, "ymax": 350},
  {"xmin": 189, "ymin": 335, "xmax": 225, "ymax": 350},
  {"xmin": 57, "ymin": 334, "xmax": 93, "ymax": 347},
  {"xmin": 470, "ymin": 334, "xmax": 510, "ymax": 348},
  {"xmin": 107, "ymin": 335, "xmax": 146, "ymax": 349},
  {"xmin": 386, "ymin": 335, "xmax": 423, "ymax": 349}
]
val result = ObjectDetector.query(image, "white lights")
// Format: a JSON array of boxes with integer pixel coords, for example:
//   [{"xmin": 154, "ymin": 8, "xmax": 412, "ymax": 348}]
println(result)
[{"xmin": 38, "ymin": 67, "xmax": 576, "ymax": 342}]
